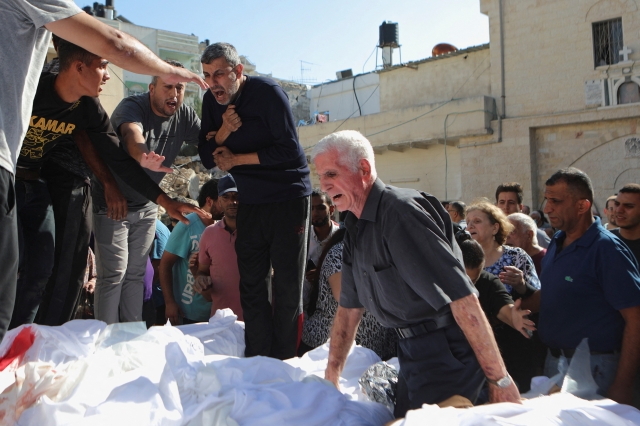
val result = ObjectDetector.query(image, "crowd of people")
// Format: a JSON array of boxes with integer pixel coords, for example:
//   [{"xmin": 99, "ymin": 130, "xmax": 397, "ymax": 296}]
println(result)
[{"xmin": 2, "ymin": 0, "xmax": 640, "ymax": 420}]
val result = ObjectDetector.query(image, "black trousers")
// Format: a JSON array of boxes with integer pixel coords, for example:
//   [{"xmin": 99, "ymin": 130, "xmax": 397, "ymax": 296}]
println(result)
[
  {"xmin": 494, "ymin": 324, "xmax": 537, "ymax": 392},
  {"xmin": 236, "ymin": 195, "xmax": 310, "ymax": 360},
  {"xmin": 394, "ymin": 322, "xmax": 485, "ymax": 418},
  {"xmin": 0, "ymin": 167, "xmax": 18, "ymax": 343},
  {"xmin": 36, "ymin": 163, "xmax": 92, "ymax": 326}
]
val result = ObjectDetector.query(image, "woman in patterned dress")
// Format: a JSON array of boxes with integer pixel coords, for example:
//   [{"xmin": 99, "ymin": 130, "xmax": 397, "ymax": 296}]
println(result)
[
  {"xmin": 466, "ymin": 201, "xmax": 540, "ymax": 295},
  {"xmin": 299, "ymin": 228, "xmax": 397, "ymax": 360}
]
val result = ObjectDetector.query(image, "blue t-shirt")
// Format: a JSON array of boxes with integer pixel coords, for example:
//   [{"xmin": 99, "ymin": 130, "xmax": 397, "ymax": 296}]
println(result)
[
  {"xmin": 152, "ymin": 219, "xmax": 171, "ymax": 260},
  {"xmin": 164, "ymin": 213, "xmax": 211, "ymax": 322},
  {"xmin": 539, "ymin": 217, "xmax": 640, "ymax": 352}
]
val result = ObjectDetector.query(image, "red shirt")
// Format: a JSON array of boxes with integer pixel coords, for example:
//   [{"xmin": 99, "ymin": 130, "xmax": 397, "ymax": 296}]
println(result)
[
  {"xmin": 198, "ymin": 220, "xmax": 243, "ymax": 321},
  {"xmin": 530, "ymin": 249, "xmax": 547, "ymax": 277}
]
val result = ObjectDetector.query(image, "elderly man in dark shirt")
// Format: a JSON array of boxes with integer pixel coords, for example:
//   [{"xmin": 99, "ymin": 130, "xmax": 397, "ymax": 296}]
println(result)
[{"xmin": 312, "ymin": 130, "xmax": 520, "ymax": 417}]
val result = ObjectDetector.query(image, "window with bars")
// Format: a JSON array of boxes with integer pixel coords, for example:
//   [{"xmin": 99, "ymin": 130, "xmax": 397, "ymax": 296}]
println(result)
[{"xmin": 593, "ymin": 18, "xmax": 623, "ymax": 68}]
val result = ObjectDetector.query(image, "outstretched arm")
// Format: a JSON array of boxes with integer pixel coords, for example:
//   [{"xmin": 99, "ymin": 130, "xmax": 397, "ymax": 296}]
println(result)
[
  {"xmin": 119, "ymin": 122, "xmax": 173, "ymax": 173},
  {"xmin": 325, "ymin": 306, "xmax": 364, "ymax": 388},
  {"xmin": 46, "ymin": 13, "xmax": 207, "ymax": 89}
]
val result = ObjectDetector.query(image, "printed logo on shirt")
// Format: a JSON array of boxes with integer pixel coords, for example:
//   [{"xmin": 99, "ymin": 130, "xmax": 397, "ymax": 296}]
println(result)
[
  {"xmin": 181, "ymin": 234, "xmax": 202, "ymax": 305},
  {"xmin": 20, "ymin": 116, "xmax": 77, "ymax": 159},
  {"xmin": 565, "ymin": 276, "xmax": 573, "ymax": 282},
  {"xmin": 191, "ymin": 235, "xmax": 200, "ymax": 252},
  {"xmin": 182, "ymin": 271, "xmax": 195, "ymax": 304}
]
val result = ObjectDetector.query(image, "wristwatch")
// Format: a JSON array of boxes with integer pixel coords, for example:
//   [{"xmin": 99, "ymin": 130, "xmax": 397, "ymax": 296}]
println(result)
[{"xmin": 486, "ymin": 374, "xmax": 512, "ymax": 388}]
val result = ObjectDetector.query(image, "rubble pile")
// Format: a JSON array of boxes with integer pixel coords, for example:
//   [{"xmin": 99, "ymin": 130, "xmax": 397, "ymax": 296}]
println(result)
[{"xmin": 157, "ymin": 154, "xmax": 213, "ymax": 225}]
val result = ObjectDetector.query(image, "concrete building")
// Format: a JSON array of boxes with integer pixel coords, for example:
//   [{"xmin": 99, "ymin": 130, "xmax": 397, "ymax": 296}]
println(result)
[
  {"xmin": 237, "ymin": 54, "xmax": 310, "ymax": 125},
  {"xmin": 298, "ymin": 0, "xmax": 640, "ymax": 212}
]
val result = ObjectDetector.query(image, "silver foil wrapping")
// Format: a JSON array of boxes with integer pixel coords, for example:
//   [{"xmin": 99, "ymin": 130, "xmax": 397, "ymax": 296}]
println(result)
[{"xmin": 358, "ymin": 361, "xmax": 398, "ymax": 411}]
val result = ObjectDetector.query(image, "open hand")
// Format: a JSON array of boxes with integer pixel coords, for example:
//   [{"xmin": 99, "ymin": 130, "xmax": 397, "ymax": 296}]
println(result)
[
  {"xmin": 141, "ymin": 151, "xmax": 173, "ymax": 173},
  {"xmin": 511, "ymin": 299, "xmax": 536, "ymax": 338},
  {"xmin": 161, "ymin": 67, "xmax": 208, "ymax": 90},
  {"xmin": 156, "ymin": 193, "xmax": 212, "ymax": 225}
]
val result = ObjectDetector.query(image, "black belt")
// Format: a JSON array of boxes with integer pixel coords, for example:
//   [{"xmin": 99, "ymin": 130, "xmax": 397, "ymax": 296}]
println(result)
[
  {"xmin": 549, "ymin": 347, "xmax": 618, "ymax": 358},
  {"xmin": 15, "ymin": 168, "xmax": 41, "ymax": 181},
  {"xmin": 395, "ymin": 312, "xmax": 455, "ymax": 339}
]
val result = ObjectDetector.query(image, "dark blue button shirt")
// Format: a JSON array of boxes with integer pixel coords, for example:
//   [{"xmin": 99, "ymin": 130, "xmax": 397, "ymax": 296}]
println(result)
[
  {"xmin": 539, "ymin": 217, "xmax": 640, "ymax": 352},
  {"xmin": 339, "ymin": 179, "xmax": 477, "ymax": 328},
  {"xmin": 198, "ymin": 76, "xmax": 311, "ymax": 204}
]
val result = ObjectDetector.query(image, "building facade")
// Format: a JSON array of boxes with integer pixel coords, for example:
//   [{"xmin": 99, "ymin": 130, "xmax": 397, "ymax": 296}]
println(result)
[{"xmin": 298, "ymin": 0, "xmax": 640, "ymax": 212}]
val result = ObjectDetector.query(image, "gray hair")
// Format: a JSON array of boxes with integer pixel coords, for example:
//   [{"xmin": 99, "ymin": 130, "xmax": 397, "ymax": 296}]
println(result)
[
  {"xmin": 201, "ymin": 42, "xmax": 241, "ymax": 67},
  {"xmin": 311, "ymin": 130, "xmax": 376, "ymax": 175},
  {"xmin": 508, "ymin": 212, "xmax": 538, "ymax": 245},
  {"xmin": 151, "ymin": 60, "xmax": 184, "ymax": 86}
]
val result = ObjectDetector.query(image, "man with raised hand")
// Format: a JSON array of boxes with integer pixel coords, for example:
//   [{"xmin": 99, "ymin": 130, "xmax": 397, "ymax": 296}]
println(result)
[
  {"xmin": 92, "ymin": 60, "xmax": 201, "ymax": 324},
  {"xmin": 9, "ymin": 39, "xmax": 209, "ymax": 330},
  {"xmin": 0, "ymin": 0, "xmax": 207, "ymax": 342}
]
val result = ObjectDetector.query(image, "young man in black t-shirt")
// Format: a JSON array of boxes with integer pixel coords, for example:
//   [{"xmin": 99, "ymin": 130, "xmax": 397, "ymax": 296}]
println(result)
[
  {"xmin": 10, "ymin": 40, "xmax": 209, "ymax": 329},
  {"xmin": 612, "ymin": 184, "xmax": 640, "ymax": 261},
  {"xmin": 611, "ymin": 184, "xmax": 640, "ymax": 408}
]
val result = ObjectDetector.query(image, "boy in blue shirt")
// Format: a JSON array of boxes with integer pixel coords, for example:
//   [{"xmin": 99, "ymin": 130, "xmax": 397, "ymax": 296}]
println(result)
[{"xmin": 159, "ymin": 180, "xmax": 222, "ymax": 324}]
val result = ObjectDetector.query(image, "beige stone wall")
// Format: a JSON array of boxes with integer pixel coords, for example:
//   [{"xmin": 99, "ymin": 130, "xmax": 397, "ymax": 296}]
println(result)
[
  {"xmin": 455, "ymin": 0, "xmax": 640, "ymax": 210},
  {"xmin": 379, "ymin": 48, "xmax": 492, "ymax": 112},
  {"xmin": 534, "ymin": 118, "xmax": 640, "ymax": 212},
  {"xmin": 307, "ymin": 0, "xmax": 640, "ymax": 211},
  {"xmin": 457, "ymin": 100, "xmax": 640, "ymax": 207},
  {"xmin": 481, "ymin": 0, "xmax": 640, "ymax": 117},
  {"xmin": 298, "ymin": 95, "xmax": 494, "ymax": 151},
  {"xmin": 458, "ymin": 118, "xmax": 535, "ymax": 205}
]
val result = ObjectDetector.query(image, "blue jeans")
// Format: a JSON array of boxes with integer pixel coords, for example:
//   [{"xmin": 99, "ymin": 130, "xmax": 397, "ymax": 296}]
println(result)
[
  {"xmin": 544, "ymin": 350, "xmax": 620, "ymax": 396},
  {"xmin": 10, "ymin": 178, "xmax": 55, "ymax": 328}
]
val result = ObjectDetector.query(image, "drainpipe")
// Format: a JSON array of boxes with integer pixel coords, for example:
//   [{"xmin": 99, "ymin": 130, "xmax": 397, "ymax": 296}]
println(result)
[{"xmin": 498, "ymin": 0, "xmax": 505, "ymax": 142}]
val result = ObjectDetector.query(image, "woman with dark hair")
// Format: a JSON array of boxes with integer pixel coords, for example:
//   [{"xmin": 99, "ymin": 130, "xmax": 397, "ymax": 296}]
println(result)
[{"xmin": 299, "ymin": 228, "xmax": 397, "ymax": 359}]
